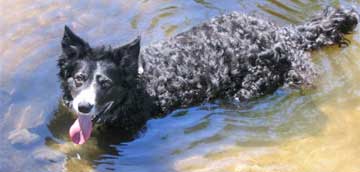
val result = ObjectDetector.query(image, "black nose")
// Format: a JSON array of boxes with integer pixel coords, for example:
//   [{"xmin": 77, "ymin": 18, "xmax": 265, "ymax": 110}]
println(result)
[{"xmin": 78, "ymin": 102, "xmax": 93, "ymax": 113}]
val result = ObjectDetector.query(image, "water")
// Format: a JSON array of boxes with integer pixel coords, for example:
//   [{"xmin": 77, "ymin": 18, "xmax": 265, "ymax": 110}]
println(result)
[{"xmin": 1, "ymin": 0, "xmax": 360, "ymax": 171}]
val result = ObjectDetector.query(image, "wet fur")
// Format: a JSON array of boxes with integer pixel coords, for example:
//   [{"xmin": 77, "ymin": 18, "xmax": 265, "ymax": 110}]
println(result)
[{"xmin": 59, "ymin": 7, "xmax": 358, "ymax": 132}]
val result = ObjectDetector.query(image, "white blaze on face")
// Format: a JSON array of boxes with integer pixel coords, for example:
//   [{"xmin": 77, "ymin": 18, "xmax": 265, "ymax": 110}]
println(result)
[
  {"xmin": 72, "ymin": 62, "xmax": 102, "ymax": 115},
  {"xmin": 138, "ymin": 66, "xmax": 144, "ymax": 74},
  {"xmin": 72, "ymin": 83, "xmax": 96, "ymax": 114}
]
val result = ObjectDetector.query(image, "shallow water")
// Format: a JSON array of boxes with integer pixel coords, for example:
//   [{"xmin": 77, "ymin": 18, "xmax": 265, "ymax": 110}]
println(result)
[{"xmin": 1, "ymin": 0, "xmax": 360, "ymax": 172}]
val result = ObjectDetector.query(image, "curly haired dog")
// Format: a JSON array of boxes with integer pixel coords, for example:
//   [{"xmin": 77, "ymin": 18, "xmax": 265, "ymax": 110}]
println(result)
[{"xmin": 58, "ymin": 7, "xmax": 358, "ymax": 144}]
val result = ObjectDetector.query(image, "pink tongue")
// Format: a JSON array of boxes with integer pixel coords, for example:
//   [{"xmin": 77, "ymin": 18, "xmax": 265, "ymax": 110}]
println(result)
[{"xmin": 69, "ymin": 115, "xmax": 93, "ymax": 144}]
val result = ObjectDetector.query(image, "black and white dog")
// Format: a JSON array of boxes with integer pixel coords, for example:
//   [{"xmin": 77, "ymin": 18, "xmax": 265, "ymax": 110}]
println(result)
[{"xmin": 58, "ymin": 7, "xmax": 358, "ymax": 144}]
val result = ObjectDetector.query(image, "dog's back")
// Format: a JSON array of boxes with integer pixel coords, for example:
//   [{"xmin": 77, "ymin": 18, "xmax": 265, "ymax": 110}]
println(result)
[{"xmin": 139, "ymin": 7, "xmax": 358, "ymax": 113}]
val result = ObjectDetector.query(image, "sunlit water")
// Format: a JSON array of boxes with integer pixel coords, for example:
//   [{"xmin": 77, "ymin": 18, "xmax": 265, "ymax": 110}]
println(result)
[{"xmin": 1, "ymin": 0, "xmax": 360, "ymax": 172}]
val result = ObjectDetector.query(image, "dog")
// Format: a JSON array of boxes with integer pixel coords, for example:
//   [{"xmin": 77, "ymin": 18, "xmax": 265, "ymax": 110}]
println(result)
[{"xmin": 58, "ymin": 7, "xmax": 358, "ymax": 144}]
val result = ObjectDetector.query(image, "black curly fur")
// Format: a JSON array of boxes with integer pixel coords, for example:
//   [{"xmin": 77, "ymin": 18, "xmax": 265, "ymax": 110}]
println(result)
[
  {"xmin": 59, "ymin": 7, "xmax": 358, "ymax": 130},
  {"xmin": 139, "ymin": 7, "xmax": 358, "ymax": 113}
]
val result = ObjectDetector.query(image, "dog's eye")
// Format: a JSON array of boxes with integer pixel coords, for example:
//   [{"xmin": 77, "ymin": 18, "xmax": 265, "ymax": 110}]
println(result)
[
  {"xmin": 75, "ymin": 74, "xmax": 86, "ymax": 81},
  {"xmin": 100, "ymin": 80, "xmax": 112, "ymax": 89},
  {"xmin": 74, "ymin": 73, "xmax": 86, "ymax": 87}
]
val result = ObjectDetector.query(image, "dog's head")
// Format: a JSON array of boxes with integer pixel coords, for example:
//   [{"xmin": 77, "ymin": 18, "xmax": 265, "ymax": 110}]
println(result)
[{"xmin": 58, "ymin": 26, "xmax": 140, "ymax": 144}]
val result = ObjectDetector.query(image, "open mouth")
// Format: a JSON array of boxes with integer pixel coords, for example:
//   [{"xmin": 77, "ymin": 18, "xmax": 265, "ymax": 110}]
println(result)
[{"xmin": 69, "ymin": 101, "xmax": 113, "ymax": 144}]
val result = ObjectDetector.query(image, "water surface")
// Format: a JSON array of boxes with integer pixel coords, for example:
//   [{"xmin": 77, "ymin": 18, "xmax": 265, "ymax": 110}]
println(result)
[{"xmin": 1, "ymin": 0, "xmax": 360, "ymax": 172}]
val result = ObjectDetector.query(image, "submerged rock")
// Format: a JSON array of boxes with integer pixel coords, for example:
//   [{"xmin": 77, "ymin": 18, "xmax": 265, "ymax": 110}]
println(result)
[{"xmin": 8, "ymin": 128, "xmax": 40, "ymax": 147}]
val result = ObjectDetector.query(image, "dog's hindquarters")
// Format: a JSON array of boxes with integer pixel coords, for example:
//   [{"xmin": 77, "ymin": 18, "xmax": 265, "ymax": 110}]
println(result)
[{"xmin": 277, "ymin": 7, "xmax": 359, "ymax": 89}]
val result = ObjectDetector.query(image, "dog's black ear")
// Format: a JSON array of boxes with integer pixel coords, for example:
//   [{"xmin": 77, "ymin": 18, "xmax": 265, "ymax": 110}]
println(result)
[
  {"xmin": 113, "ymin": 36, "xmax": 141, "ymax": 74},
  {"xmin": 61, "ymin": 25, "xmax": 89, "ymax": 58}
]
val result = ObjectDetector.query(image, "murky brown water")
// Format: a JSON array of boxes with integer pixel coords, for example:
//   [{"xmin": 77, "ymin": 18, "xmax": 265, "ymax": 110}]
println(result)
[{"xmin": 1, "ymin": 0, "xmax": 360, "ymax": 172}]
